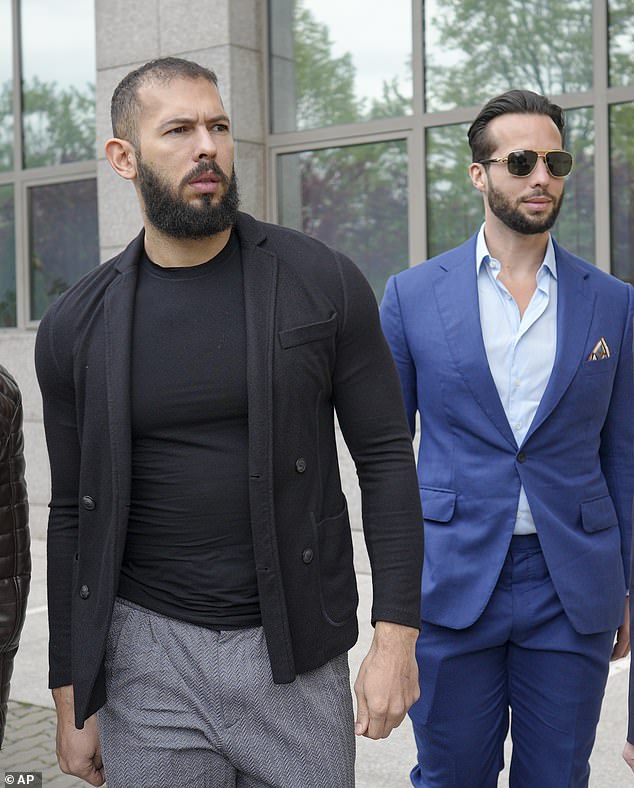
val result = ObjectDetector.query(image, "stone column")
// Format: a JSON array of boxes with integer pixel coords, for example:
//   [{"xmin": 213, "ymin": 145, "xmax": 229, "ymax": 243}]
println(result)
[{"xmin": 95, "ymin": 0, "xmax": 267, "ymax": 262}]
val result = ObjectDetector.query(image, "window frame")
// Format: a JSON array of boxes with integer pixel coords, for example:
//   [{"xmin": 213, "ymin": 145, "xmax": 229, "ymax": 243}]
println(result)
[
  {"xmin": 0, "ymin": 0, "xmax": 97, "ymax": 329},
  {"xmin": 265, "ymin": 0, "xmax": 634, "ymax": 278}
]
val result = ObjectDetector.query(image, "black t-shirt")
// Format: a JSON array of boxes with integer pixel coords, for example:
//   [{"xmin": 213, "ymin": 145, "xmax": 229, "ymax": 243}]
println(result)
[{"xmin": 118, "ymin": 231, "xmax": 261, "ymax": 628}]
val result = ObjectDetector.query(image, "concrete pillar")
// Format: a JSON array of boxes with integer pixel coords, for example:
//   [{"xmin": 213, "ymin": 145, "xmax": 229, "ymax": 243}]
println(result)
[{"xmin": 95, "ymin": 0, "xmax": 267, "ymax": 262}]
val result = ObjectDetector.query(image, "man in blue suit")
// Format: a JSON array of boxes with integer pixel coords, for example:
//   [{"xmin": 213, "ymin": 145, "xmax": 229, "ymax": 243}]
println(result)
[{"xmin": 380, "ymin": 90, "xmax": 634, "ymax": 788}]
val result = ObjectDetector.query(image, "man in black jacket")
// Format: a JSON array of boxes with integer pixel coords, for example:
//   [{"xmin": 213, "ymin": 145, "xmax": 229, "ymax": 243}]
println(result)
[
  {"xmin": 0, "ymin": 364, "xmax": 30, "ymax": 748},
  {"xmin": 35, "ymin": 57, "xmax": 423, "ymax": 787}
]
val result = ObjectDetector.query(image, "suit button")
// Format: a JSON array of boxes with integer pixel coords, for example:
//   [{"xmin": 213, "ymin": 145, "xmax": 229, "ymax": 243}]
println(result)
[
  {"xmin": 81, "ymin": 495, "xmax": 96, "ymax": 510},
  {"xmin": 79, "ymin": 584, "xmax": 90, "ymax": 599},
  {"xmin": 295, "ymin": 457, "xmax": 307, "ymax": 473},
  {"xmin": 517, "ymin": 452, "xmax": 527, "ymax": 463},
  {"xmin": 302, "ymin": 548, "xmax": 314, "ymax": 564}
]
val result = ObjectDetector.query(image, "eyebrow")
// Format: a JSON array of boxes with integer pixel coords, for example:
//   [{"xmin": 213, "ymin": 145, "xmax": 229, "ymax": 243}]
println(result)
[{"xmin": 158, "ymin": 114, "xmax": 230, "ymax": 131}]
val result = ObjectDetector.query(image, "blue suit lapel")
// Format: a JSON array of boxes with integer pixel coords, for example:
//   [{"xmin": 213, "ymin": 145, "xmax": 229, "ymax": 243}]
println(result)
[
  {"xmin": 524, "ymin": 243, "xmax": 595, "ymax": 443},
  {"xmin": 433, "ymin": 239, "xmax": 517, "ymax": 449}
]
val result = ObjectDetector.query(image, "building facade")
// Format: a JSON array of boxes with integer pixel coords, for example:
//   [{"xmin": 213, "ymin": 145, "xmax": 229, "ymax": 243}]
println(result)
[{"xmin": 1, "ymin": 0, "xmax": 633, "ymax": 535}]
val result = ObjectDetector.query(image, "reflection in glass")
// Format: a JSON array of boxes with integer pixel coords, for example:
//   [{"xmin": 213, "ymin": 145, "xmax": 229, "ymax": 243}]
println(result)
[
  {"xmin": 609, "ymin": 1, "xmax": 634, "ymax": 87},
  {"xmin": 426, "ymin": 123, "xmax": 482, "ymax": 258},
  {"xmin": 0, "ymin": 0, "xmax": 13, "ymax": 171},
  {"xmin": 0, "ymin": 185, "xmax": 16, "ymax": 326},
  {"xmin": 21, "ymin": 0, "xmax": 96, "ymax": 167},
  {"xmin": 270, "ymin": 0, "xmax": 412, "ymax": 132},
  {"xmin": 29, "ymin": 179, "xmax": 99, "ymax": 320},
  {"xmin": 277, "ymin": 140, "xmax": 408, "ymax": 298},
  {"xmin": 610, "ymin": 103, "xmax": 634, "ymax": 284},
  {"xmin": 426, "ymin": 110, "xmax": 594, "ymax": 262},
  {"xmin": 555, "ymin": 108, "xmax": 594, "ymax": 262},
  {"xmin": 424, "ymin": 0, "xmax": 593, "ymax": 112}
]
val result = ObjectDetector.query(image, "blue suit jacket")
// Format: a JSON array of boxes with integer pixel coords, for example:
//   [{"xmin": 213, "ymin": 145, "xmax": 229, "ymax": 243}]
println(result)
[{"xmin": 380, "ymin": 234, "xmax": 634, "ymax": 635}]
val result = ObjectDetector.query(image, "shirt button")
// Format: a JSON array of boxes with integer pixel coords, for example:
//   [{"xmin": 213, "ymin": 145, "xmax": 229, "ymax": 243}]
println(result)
[
  {"xmin": 514, "ymin": 423, "xmax": 521, "ymax": 431},
  {"xmin": 302, "ymin": 548, "xmax": 314, "ymax": 564},
  {"xmin": 81, "ymin": 495, "xmax": 96, "ymax": 510},
  {"xmin": 517, "ymin": 452, "xmax": 527, "ymax": 463},
  {"xmin": 295, "ymin": 458, "xmax": 307, "ymax": 473},
  {"xmin": 79, "ymin": 584, "xmax": 90, "ymax": 600}
]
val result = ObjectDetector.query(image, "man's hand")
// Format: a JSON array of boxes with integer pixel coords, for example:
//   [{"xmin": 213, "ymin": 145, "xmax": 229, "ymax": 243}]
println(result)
[
  {"xmin": 52, "ymin": 685, "xmax": 105, "ymax": 786},
  {"xmin": 611, "ymin": 596, "xmax": 630, "ymax": 661},
  {"xmin": 623, "ymin": 740, "xmax": 634, "ymax": 772},
  {"xmin": 353, "ymin": 620, "xmax": 419, "ymax": 739}
]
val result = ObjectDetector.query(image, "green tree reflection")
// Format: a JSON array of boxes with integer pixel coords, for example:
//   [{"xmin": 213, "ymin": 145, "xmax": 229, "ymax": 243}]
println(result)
[{"xmin": 289, "ymin": 1, "xmax": 410, "ymax": 298}]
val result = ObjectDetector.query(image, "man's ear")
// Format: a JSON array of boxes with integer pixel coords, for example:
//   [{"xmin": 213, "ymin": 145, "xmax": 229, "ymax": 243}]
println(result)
[
  {"xmin": 105, "ymin": 138, "xmax": 137, "ymax": 180},
  {"xmin": 469, "ymin": 162, "xmax": 487, "ymax": 194}
]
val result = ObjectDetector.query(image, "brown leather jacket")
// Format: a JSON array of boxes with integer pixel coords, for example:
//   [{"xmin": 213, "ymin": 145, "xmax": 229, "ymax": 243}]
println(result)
[{"xmin": 0, "ymin": 364, "xmax": 30, "ymax": 747}]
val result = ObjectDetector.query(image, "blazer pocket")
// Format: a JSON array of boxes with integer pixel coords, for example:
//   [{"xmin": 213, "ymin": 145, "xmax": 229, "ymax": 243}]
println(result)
[
  {"xmin": 580, "ymin": 358, "xmax": 613, "ymax": 376},
  {"xmin": 420, "ymin": 486, "xmax": 457, "ymax": 524},
  {"xmin": 312, "ymin": 503, "xmax": 358, "ymax": 626},
  {"xmin": 278, "ymin": 313, "xmax": 337, "ymax": 349},
  {"xmin": 580, "ymin": 494, "xmax": 618, "ymax": 533}
]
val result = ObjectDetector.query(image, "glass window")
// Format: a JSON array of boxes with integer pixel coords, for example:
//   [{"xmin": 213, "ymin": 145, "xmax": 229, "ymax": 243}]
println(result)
[
  {"xmin": 426, "ymin": 123, "xmax": 481, "ymax": 258},
  {"xmin": 554, "ymin": 107, "xmax": 594, "ymax": 262},
  {"xmin": 29, "ymin": 179, "xmax": 99, "ymax": 320},
  {"xmin": 424, "ymin": 0, "xmax": 593, "ymax": 112},
  {"xmin": 425, "ymin": 108, "xmax": 594, "ymax": 262},
  {"xmin": 0, "ymin": 0, "xmax": 13, "ymax": 172},
  {"xmin": 610, "ymin": 102, "xmax": 634, "ymax": 284},
  {"xmin": 270, "ymin": 0, "xmax": 412, "ymax": 132},
  {"xmin": 21, "ymin": 0, "xmax": 96, "ymax": 167},
  {"xmin": 0, "ymin": 185, "xmax": 16, "ymax": 326},
  {"xmin": 609, "ymin": 0, "xmax": 634, "ymax": 87},
  {"xmin": 277, "ymin": 140, "xmax": 409, "ymax": 298}
]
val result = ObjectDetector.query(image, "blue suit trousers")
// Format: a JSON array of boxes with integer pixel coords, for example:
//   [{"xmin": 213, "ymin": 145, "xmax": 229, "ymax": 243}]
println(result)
[{"xmin": 409, "ymin": 535, "xmax": 616, "ymax": 788}]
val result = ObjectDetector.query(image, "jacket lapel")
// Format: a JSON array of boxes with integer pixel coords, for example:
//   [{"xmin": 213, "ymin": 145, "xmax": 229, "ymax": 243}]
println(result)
[
  {"xmin": 103, "ymin": 232, "xmax": 143, "ymax": 527},
  {"xmin": 433, "ymin": 240, "xmax": 517, "ymax": 449},
  {"xmin": 240, "ymin": 228, "xmax": 278, "ymax": 474},
  {"xmin": 523, "ymin": 244, "xmax": 594, "ymax": 443}
]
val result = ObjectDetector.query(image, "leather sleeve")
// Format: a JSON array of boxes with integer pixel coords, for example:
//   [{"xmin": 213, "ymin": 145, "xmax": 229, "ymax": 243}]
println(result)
[{"xmin": 0, "ymin": 364, "xmax": 31, "ymax": 747}]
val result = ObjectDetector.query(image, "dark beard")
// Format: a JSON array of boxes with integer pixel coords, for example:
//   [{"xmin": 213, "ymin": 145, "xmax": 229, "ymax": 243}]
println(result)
[
  {"xmin": 487, "ymin": 182, "xmax": 564, "ymax": 235},
  {"xmin": 136, "ymin": 157, "xmax": 240, "ymax": 239}
]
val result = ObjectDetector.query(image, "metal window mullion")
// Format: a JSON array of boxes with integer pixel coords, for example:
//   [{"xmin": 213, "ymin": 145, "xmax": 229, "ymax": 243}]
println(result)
[
  {"xmin": 593, "ymin": 0, "xmax": 610, "ymax": 273},
  {"xmin": 11, "ymin": 0, "xmax": 28, "ymax": 328},
  {"xmin": 409, "ymin": 0, "xmax": 426, "ymax": 265}
]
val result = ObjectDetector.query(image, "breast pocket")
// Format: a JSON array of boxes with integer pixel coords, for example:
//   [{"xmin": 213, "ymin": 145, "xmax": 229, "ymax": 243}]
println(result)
[{"xmin": 278, "ymin": 314, "xmax": 337, "ymax": 349}]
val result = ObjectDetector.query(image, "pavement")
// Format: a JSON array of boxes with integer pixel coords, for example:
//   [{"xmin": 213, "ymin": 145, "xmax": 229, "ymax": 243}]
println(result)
[{"xmin": 3, "ymin": 534, "xmax": 634, "ymax": 786}]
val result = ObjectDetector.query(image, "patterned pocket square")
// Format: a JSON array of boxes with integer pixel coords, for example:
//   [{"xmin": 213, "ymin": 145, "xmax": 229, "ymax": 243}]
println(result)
[{"xmin": 587, "ymin": 337, "xmax": 610, "ymax": 361}]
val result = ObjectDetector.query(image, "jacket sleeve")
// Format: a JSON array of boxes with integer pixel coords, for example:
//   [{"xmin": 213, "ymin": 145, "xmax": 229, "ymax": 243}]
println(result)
[
  {"xmin": 35, "ymin": 310, "xmax": 81, "ymax": 689},
  {"xmin": 0, "ymin": 365, "xmax": 31, "ymax": 748},
  {"xmin": 331, "ymin": 255, "xmax": 423, "ymax": 630},
  {"xmin": 379, "ymin": 274, "xmax": 418, "ymax": 437},
  {"xmin": 599, "ymin": 285, "xmax": 634, "ymax": 588}
]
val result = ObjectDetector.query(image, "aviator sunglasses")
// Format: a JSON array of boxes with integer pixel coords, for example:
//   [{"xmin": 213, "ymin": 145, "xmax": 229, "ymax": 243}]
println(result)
[{"xmin": 478, "ymin": 149, "xmax": 574, "ymax": 178}]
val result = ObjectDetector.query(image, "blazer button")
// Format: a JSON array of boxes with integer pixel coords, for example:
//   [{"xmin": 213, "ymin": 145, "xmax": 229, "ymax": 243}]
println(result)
[
  {"xmin": 295, "ymin": 457, "xmax": 307, "ymax": 473},
  {"xmin": 81, "ymin": 495, "xmax": 96, "ymax": 510},
  {"xmin": 302, "ymin": 548, "xmax": 314, "ymax": 564},
  {"xmin": 79, "ymin": 584, "xmax": 90, "ymax": 599},
  {"xmin": 517, "ymin": 452, "xmax": 527, "ymax": 463}
]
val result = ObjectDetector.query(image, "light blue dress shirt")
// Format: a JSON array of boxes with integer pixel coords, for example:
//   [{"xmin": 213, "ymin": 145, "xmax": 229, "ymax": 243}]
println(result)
[{"xmin": 476, "ymin": 225, "xmax": 558, "ymax": 535}]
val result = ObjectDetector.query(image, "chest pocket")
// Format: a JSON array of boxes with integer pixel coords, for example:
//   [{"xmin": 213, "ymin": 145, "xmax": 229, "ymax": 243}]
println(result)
[{"xmin": 278, "ymin": 314, "xmax": 337, "ymax": 349}]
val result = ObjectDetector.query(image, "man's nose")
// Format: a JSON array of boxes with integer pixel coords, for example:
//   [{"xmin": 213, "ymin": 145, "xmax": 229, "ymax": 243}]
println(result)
[
  {"xmin": 194, "ymin": 128, "xmax": 217, "ymax": 160},
  {"xmin": 529, "ymin": 155, "xmax": 552, "ymax": 185}
]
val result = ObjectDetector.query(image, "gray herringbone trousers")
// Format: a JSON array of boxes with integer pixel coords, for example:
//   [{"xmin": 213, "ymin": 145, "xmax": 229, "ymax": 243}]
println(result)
[{"xmin": 98, "ymin": 598, "xmax": 355, "ymax": 787}]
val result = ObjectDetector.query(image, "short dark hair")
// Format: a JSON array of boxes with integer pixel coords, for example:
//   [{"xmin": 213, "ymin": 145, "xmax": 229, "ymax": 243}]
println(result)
[
  {"xmin": 111, "ymin": 57, "xmax": 219, "ymax": 146},
  {"xmin": 467, "ymin": 90, "xmax": 566, "ymax": 163}
]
